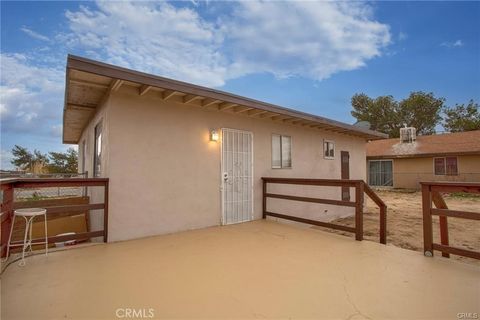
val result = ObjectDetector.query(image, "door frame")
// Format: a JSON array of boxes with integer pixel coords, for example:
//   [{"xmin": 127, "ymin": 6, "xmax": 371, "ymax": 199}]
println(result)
[
  {"xmin": 220, "ymin": 128, "xmax": 254, "ymax": 225},
  {"xmin": 340, "ymin": 151, "xmax": 350, "ymax": 201}
]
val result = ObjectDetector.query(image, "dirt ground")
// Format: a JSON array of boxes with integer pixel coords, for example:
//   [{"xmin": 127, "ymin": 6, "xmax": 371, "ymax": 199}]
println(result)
[{"xmin": 322, "ymin": 190, "xmax": 480, "ymax": 266}]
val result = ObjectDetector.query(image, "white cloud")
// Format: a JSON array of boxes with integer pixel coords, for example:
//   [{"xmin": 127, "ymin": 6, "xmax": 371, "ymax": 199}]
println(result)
[
  {"xmin": 20, "ymin": 26, "xmax": 50, "ymax": 42},
  {"xmin": 441, "ymin": 39, "xmax": 464, "ymax": 48},
  {"xmin": 0, "ymin": 53, "xmax": 64, "ymax": 133},
  {"xmin": 223, "ymin": 1, "xmax": 390, "ymax": 80},
  {"xmin": 62, "ymin": 1, "xmax": 390, "ymax": 85},
  {"xmin": 64, "ymin": 2, "xmax": 227, "ymax": 87},
  {"xmin": 0, "ymin": 149, "xmax": 13, "ymax": 170},
  {"xmin": 398, "ymin": 32, "xmax": 408, "ymax": 41}
]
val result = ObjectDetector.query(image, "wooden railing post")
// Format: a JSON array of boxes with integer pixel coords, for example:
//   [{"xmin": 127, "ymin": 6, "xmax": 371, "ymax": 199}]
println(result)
[
  {"xmin": 432, "ymin": 191, "xmax": 449, "ymax": 258},
  {"xmin": 379, "ymin": 205, "xmax": 387, "ymax": 245},
  {"xmin": 355, "ymin": 181, "xmax": 364, "ymax": 241},
  {"xmin": 1, "ymin": 182, "xmax": 14, "ymax": 258},
  {"xmin": 103, "ymin": 180, "xmax": 109, "ymax": 242},
  {"xmin": 262, "ymin": 179, "xmax": 266, "ymax": 219},
  {"xmin": 421, "ymin": 184, "xmax": 433, "ymax": 257}
]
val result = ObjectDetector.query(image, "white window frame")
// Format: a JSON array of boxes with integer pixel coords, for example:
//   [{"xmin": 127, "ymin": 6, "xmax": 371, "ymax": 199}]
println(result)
[
  {"xmin": 81, "ymin": 139, "xmax": 86, "ymax": 176},
  {"xmin": 272, "ymin": 134, "xmax": 292, "ymax": 169},
  {"xmin": 93, "ymin": 120, "xmax": 103, "ymax": 178},
  {"xmin": 323, "ymin": 139, "xmax": 335, "ymax": 160}
]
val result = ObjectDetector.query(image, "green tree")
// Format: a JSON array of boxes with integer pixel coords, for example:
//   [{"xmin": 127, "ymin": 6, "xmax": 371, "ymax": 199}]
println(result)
[
  {"xmin": 11, "ymin": 145, "xmax": 33, "ymax": 170},
  {"xmin": 351, "ymin": 91, "xmax": 444, "ymax": 138},
  {"xmin": 443, "ymin": 100, "xmax": 480, "ymax": 132},
  {"xmin": 47, "ymin": 148, "xmax": 78, "ymax": 173},
  {"xmin": 399, "ymin": 92, "xmax": 443, "ymax": 136},
  {"xmin": 351, "ymin": 94, "xmax": 402, "ymax": 137},
  {"xmin": 10, "ymin": 145, "xmax": 48, "ymax": 171}
]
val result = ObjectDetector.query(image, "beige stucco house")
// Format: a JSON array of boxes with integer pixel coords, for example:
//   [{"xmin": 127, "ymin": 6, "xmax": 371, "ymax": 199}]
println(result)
[
  {"xmin": 366, "ymin": 130, "xmax": 480, "ymax": 189},
  {"xmin": 63, "ymin": 55, "xmax": 386, "ymax": 242}
]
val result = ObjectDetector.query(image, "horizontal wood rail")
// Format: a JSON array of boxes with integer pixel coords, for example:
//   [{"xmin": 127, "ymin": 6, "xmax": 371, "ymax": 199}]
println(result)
[
  {"xmin": 0, "ymin": 178, "xmax": 109, "ymax": 258},
  {"xmin": 421, "ymin": 181, "xmax": 480, "ymax": 260},
  {"xmin": 262, "ymin": 177, "xmax": 387, "ymax": 244},
  {"xmin": 264, "ymin": 193, "xmax": 357, "ymax": 207}
]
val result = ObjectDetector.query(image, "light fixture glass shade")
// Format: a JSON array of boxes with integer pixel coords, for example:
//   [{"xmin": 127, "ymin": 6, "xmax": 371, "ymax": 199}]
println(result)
[{"xmin": 210, "ymin": 129, "xmax": 219, "ymax": 141}]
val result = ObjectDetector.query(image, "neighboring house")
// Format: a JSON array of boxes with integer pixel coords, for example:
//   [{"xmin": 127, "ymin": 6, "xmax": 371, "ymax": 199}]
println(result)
[
  {"xmin": 63, "ymin": 55, "xmax": 386, "ymax": 242},
  {"xmin": 367, "ymin": 129, "xmax": 480, "ymax": 189}
]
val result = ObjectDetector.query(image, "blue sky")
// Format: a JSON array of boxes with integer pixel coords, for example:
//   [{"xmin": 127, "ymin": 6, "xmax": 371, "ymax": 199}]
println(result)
[{"xmin": 1, "ymin": 1, "xmax": 479, "ymax": 169}]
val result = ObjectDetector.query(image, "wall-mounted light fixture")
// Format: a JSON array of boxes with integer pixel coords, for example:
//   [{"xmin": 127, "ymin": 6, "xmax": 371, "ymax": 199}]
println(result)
[{"xmin": 210, "ymin": 129, "xmax": 219, "ymax": 142}]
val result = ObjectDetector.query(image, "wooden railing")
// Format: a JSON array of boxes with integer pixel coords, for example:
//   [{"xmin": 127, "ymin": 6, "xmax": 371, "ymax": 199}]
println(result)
[
  {"xmin": 0, "ymin": 178, "xmax": 109, "ymax": 258},
  {"xmin": 421, "ymin": 181, "xmax": 480, "ymax": 260},
  {"xmin": 262, "ymin": 178, "xmax": 387, "ymax": 244}
]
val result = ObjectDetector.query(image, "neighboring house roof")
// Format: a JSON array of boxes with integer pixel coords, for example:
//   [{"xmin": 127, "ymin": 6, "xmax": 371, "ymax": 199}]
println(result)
[
  {"xmin": 367, "ymin": 130, "xmax": 480, "ymax": 159},
  {"xmin": 63, "ymin": 55, "xmax": 387, "ymax": 144}
]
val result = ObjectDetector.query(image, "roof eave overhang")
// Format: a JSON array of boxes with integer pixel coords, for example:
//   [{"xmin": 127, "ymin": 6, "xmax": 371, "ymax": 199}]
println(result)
[{"xmin": 63, "ymin": 54, "xmax": 388, "ymax": 144}]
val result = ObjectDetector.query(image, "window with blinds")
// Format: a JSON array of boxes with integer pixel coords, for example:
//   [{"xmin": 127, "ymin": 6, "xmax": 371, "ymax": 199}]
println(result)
[
  {"xmin": 272, "ymin": 134, "xmax": 292, "ymax": 168},
  {"xmin": 434, "ymin": 157, "xmax": 458, "ymax": 175},
  {"xmin": 324, "ymin": 140, "xmax": 335, "ymax": 159}
]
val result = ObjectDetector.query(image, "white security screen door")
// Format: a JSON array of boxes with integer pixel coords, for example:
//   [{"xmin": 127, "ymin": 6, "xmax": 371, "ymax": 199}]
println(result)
[{"xmin": 221, "ymin": 128, "xmax": 253, "ymax": 224}]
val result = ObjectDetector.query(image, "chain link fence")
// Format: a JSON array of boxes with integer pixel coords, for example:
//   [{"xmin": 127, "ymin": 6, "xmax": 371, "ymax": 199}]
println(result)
[{"xmin": 0, "ymin": 173, "xmax": 88, "ymax": 201}]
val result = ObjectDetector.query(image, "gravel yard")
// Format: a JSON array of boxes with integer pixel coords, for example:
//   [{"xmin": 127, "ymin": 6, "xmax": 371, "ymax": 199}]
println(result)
[{"xmin": 322, "ymin": 189, "xmax": 480, "ymax": 265}]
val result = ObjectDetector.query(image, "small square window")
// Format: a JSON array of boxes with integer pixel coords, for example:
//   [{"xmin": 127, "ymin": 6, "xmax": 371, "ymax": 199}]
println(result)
[
  {"xmin": 272, "ymin": 134, "xmax": 292, "ymax": 168},
  {"xmin": 324, "ymin": 140, "xmax": 335, "ymax": 159}
]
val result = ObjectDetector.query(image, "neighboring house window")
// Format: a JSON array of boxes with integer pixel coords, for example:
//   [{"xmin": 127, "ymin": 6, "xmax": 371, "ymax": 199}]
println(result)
[
  {"xmin": 446, "ymin": 157, "xmax": 458, "ymax": 175},
  {"xmin": 324, "ymin": 140, "xmax": 335, "ymax": 159},
  {"xmin": 272, "ymin": 134, "xmax": 292, "ymax": 168},
  {"xmin": 434, "ymin": 158, "xmax": 445, "ymax": 175},
  {"xmin": 434, "ymin": 157, "xmax": 458, "ymax": 175},
  {"xmin": 93, "ymin": 121, "xmax": 103, "ymax": 177},
  {"xmin": 368, "ymin": 160, "xmax": 393, "ymax": 187}
]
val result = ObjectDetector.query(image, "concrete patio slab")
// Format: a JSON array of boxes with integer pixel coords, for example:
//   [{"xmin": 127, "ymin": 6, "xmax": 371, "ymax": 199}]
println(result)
[{"xmin": 1, "ymin": 220, "xmax": 479, "ymax": 319}]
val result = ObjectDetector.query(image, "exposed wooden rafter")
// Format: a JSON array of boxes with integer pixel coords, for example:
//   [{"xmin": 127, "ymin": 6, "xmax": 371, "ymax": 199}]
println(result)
[
  {"xmin": 139, "ymin": 85, "xmax": 152, "ymax": 96},
  {"xmin": 162, "ymin": 89, "xmax": 178, "ymax": 101},
  {"xmin": 248, "ymin": 109, "xmax": 268, "ymax": 117},
  {"xmin": 218, "ymin": 102, "xmax": 237, "ymax": 111},
  {"xmin": 234, "ymin": 107, "xmax": 254, "ymax": 114},
  {"xmin": 202, "ymin": 98, "xmax": 221, "ymax": 108},
  {"xmin": 261, "ymin": 113, "xmax": 279, "ymax": 119},
  {"xmin": 183, "ymin": 94, "xmax": 202, "ymax": 104},
  {"xmin": 70, "ymin": 79, "xmax": 110, "ymax": 89},
  {"xmin": 94, "ymin": 78, "xmax": 123, "ymax": 110},
  {"xmin": 271, "ymin": 115, "xmax": 291, "ymax": 121},
  {"xmin": 111, "ymin": 79, "xmax": 124, "ymax": 92},
  {"xmin": 67, "ymin": 103, "xmax": 97, "ymax": 110}
]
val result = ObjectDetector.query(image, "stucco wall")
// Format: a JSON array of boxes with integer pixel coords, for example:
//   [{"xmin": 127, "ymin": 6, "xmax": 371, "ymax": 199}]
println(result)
[
  {"xmin": 85, "ymin": 86, "xmax": 368, "ymax": 242},
  {"xmin": 384, "ymin": 155, "xmax": 480, "ymax": 189}
]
